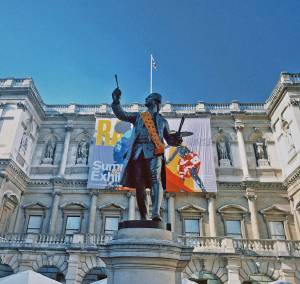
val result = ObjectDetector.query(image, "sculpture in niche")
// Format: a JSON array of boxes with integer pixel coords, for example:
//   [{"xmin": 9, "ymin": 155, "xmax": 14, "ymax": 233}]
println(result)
[
  {"xmin": 19, "ymin": 119, "xmax": 32, "ymax": 156},
  {"xmin": 216, "ymin": 129, "xmax": 231, "ymax": 167},
  {"xmin": 251, "ymin": 128, "xmax": 269, "ymax": 167},
  {"xmin": 42, "ymin": 136, "xmax": 56, "ymax": 164},
  {"xmin": 281, "ymin": 119, "xmax": 295, "ymax": 153},
  {"xmin": 76, "ymin": 139, "xmax": 89, "ymax": 165}
]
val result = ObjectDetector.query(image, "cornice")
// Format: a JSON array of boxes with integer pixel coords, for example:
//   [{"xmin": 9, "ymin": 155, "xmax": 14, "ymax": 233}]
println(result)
[
  {"xmin": 0, "ymin": 159, "xmax": 28, "ymax": 190},
  {"xmin": 285, "ymin": 165, "xmax": 300, "ymax": 188},
  {"xmin": 266, "ymin": 72, "xmax": 300, "ymax": 117}
]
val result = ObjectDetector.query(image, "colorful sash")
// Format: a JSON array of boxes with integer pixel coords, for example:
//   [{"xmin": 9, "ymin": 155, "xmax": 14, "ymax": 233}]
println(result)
[{"xmin": 140, "ymin": 112, "xmax": 165, "ymax": 155}]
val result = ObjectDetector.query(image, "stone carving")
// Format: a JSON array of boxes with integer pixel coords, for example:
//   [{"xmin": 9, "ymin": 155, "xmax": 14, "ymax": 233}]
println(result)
[
  {"xmin": 76, "ymin": 139, "xmax": 89, "ymax": 165},
  {"xmin": 281, "ymin": 119, "xmax": 295, "ymax": 153},
  {"xmin": 42, "ymin": 137, "xmax": 56, "ymax": 164},
  {"xmin": 19, "ymin": 119, "xmax": 32, "ymax": 156},
  {"xmin": 216, "ymin": 129, "xmax": 231, "ymax": 167},
  {"xmin": 249, "ymin": 128, "xmax": 269, "ymax": 167}
]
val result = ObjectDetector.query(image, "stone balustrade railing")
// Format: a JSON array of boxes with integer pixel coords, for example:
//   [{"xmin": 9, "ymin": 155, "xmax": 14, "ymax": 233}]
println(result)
[
  {"xmin": 2, "ymin": 233, "xmax": 300, "ymax": 258},
  {"xmin": 177, "ymin": 236, "xmax": 300, "ymax": 257}
]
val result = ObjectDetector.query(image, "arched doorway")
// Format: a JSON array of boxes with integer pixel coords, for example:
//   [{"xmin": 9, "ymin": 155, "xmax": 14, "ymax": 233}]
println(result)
[
  {"xmin": 82, "ymin": 267, "xmax": 107, "ymax": 284},
  {"xmin": 37, "ymin": 265, "xmax": 65, "ymax": 283},
  {"xmin": 0, "ymin": 264, "xmax": 13, "ymax": 278}
]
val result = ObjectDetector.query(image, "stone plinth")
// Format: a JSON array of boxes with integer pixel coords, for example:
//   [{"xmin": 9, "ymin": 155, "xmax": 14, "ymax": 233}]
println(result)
[{"xmin": 100, "ymin": 221, "xmax": 193, "ymax": 284}]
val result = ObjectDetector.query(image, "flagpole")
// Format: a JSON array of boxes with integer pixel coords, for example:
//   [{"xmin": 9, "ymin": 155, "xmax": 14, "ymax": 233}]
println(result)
[{"xmin": 150, "ymin": 54, "xmax": 153, "ymax": 93}]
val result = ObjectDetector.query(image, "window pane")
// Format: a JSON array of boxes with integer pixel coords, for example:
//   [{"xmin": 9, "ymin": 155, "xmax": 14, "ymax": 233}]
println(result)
[
  {"xmin": 184, "ymin": 219, "xmax": 200, "ymax": 236},
  {"xmin": 269, "ymin": 221, "xmax": 286, "ymax": 240},
  {"xmin": 27, "ymin": 215, "xmax": 42, "ymax": 233},
  {"xmin": 225, "ymin": 220, "xmax": 241, "ymax": 238},
  {"xmin": 105, "ymin": 217, "xmax": 119, "ymax": 234},
  {"xmin": 65, "ymin": 216, "xmax": 81, "ymax": 235}
]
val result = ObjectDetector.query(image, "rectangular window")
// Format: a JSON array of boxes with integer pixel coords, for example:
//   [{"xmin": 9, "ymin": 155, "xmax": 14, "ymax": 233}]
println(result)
[
  {"xmin": 225, "ymin": 220, "xmax": 242, "ymax": 239},
  {"xmin": 65, "ymin": 216, "xmax": 81, "ymax": 235},
  {"xmin": 269, "ymin": 221, "xmax": 286, "ymax": 240},
  {"xmin": 105, "ymin": 217, "xmax": 119, "ymax": 234},
  {"xmin": 26, "ymin": 215, "xmax": 43, "ymax": 233},
  {"xmin": 184, "ymin": 219, "xmax": 200, "ymax": 237}
]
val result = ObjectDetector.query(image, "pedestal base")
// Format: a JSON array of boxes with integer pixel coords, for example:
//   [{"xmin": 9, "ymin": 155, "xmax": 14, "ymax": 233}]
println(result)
[{"xmin": 100, "ymin": 222, "xmax": 193, "ymax": 284}]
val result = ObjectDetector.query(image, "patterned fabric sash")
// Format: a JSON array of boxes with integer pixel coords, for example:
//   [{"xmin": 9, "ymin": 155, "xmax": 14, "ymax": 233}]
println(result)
[{"xmin": 140, "ymin": 112, "xmax": 165, "ymax": 155}]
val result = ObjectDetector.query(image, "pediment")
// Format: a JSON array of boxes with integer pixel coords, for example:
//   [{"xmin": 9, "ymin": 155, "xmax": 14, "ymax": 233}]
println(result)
[
  {"xmin": 60, "ymin": 202, "xmax": 87, "ymax": 209},
  {"xmin": 260, "ymin": 204, "xmax": 290, "ymax": 215},
  {"xmin": 98, "ymin": 203, "xmax": 125, "ymax": 211},
  {"xmin": 22, "ymin": 202, "xmax": 48, "ymax": 209},
  {"xmin": 218, "ymin": 204, "xmax": 248, "ymax": 214},
  {"xmin": 177, "ymin": 204, "xmax": 206, "ymax": 213}
]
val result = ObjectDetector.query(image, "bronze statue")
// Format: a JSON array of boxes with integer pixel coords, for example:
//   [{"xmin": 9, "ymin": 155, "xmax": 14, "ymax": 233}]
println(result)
[{"xmin": 111, "ymin": 88, "xmax": 182, "ymax": 221}]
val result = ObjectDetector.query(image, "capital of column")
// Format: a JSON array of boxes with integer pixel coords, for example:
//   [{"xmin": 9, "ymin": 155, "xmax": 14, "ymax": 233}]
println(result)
[
  {"xmin": 205, "ymin": 193, "xmax": 216, "ymax": 200},
  {"xmin": 65, "ymin": 121, "xmax": 74, "ymax": 132},
  {"xmin": 245, "ymin": 188, "xmax": 257, "ymax": 200},
  {"xmin": 90, "ymin": 190, "xmax": 99, "ymax": 197},
  {"xmin": 52, "ymin": 189, "xmax": 62, "ymax": 197},
  {"xmin": 166, "ymin": 192, "xmax": 176, "ymax": 199},
  {"xmin": 234, "ymin": 119, "xmax": 245, "ymax": 131},
  {"xmin": 127, "ymin": 191, "xmax": 136, "ymax": 198}
]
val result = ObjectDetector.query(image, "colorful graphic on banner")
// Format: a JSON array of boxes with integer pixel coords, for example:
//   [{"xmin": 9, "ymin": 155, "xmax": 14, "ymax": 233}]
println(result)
[
  {"xmin": 165, "ymin": 117, "xmax": 217, "ymax": 193},
  {"xmin": 87, "ymin": 117, "xmax": 217, "ymax": 193},
  {"xmin": 87, "ymin": 118, "xmax": 132, "ymax": 188}
]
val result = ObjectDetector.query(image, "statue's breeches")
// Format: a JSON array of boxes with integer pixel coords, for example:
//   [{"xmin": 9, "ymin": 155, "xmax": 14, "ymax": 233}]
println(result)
[{"xmin": 134, "ymin": 154, "xmax": 163, "ymax": 219}]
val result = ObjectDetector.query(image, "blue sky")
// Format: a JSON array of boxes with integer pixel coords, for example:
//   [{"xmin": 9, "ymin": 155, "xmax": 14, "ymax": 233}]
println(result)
[{"xmin": 0, "ymin": 0, "xmax": 299, "ymax": 104}]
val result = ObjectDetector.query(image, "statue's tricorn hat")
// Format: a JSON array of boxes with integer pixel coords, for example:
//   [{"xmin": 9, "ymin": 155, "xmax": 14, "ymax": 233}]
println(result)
[{"xmin": 146, "ymin": 93, "xmax": 162, "ymax": 103}]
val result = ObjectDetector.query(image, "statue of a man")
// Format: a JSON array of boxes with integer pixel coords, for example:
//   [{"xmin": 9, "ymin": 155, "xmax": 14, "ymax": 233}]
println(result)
[{"xmin": 111, "ymin": 88, "xmax": 182, "ymax": 221}]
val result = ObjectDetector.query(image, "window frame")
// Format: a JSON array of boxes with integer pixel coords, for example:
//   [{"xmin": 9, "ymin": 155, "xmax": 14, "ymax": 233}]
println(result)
[
  {"xmin": 26, "ymin": 215, "xmax": 43, "ymax": 234},
  {"xmin": 104, "ymin": 216, "xmax": 120, "ymax": 235},
  {"xmin": 183, "ymin": 218, "xmax": 201, "ymax": 237},
  {"xmin": 64, "ymin": 215, "xmax": 82, "ymax": 236}
]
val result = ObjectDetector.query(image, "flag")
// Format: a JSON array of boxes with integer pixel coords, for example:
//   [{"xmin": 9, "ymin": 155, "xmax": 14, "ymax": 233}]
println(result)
[{"xmin": 151, "ymin": 55, "xmax": 157, "ymax": 70}]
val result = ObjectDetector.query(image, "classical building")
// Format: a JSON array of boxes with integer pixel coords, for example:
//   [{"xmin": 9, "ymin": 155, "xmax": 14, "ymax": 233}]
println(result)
[{"xmin": 0, "ymin": 73, "xmax": 300, "ymax": 284}]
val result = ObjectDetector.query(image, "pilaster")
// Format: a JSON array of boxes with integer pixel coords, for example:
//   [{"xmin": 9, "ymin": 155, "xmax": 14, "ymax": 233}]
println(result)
[
  {"xmin": 48, "ymin": 189, "xmax": 61, "ymax": 234},
  {"xmin": 245, "ymin": 188, "xmax": 260, "ymax": 239},
  {"xmin": 88, "ymin": 191, "xmax": 98, "ymax": 234},
  {"xmin": 206, "ymin": 193, "xmax": 217, "ymax": 237},
  {"xmin": 234, "ymin": 119, "xmax": 249, "ymax": 179},
  {"xmin": 58, "ymin": 122, "xmax": 73, "ymax": 177}
]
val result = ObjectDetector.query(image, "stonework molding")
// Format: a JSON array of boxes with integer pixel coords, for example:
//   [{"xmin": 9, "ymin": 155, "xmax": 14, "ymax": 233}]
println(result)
[{"xmin": 98, "ymin": 202, "xmax": 126, "ymax": 211}]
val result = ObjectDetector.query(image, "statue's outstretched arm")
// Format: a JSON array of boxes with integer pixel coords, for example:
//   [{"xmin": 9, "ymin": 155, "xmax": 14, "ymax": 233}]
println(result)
[{"xmin": 111, "ymin": 88, "xmax": 137, "ymax": 124}]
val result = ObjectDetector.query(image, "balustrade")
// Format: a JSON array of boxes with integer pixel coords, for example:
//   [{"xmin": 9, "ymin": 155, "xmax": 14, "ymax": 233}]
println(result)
[{"xmin": 1, "ymin": 233, "xmax": 300, "ymax": 258}]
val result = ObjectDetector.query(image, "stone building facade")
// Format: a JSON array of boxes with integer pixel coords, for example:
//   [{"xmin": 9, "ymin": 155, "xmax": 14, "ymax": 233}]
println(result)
[{"xmin": 0, "ymin": 73, "xmax": 300, "ymax": 283}]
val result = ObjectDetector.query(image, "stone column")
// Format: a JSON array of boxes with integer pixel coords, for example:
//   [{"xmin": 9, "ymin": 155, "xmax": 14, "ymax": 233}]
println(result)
[
  {"xmin": 227, "ymin": 258, "xmax": 241, "ymax": 284},
  {"xmin": 58, "ymin": 123, "xmax": 73, "ymax": 177},
  {"xmin": 246, "ymin": 188, "xmax": 260, "ymax": 239},
  {"xmin": 49, "ymin": 190, "xmax": 61, "ymax": 234},
  {"xmin": 128, "ymin": 192, "xmax": 136, "ymax": 221},
  {"xmin": 88, "ymin": 192, "xmax": 98, "ymax": 234},
  {"xmin": 207, "ymin": 193, "xmax": 217, "ymax": 237},
  {"xmin": 234, "ymin": 120, "xmax": 249, "ymax": 179},
  {"xmin": 167, "ymin": 193, "xmax": 176, "ymax": 232}
]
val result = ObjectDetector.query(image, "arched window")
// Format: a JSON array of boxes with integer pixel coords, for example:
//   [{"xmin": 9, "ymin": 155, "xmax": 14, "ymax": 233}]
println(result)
[
  {"xmin": 37, "ymin": 266, "xmax": 65, "ymax": 283},
  {"xmin": 0, "ymin": 264, "xmax": 13, "ymax": 278},
  {"xmin": 82, "ymin": 267, "xmax": 107, "ymax": 284}
]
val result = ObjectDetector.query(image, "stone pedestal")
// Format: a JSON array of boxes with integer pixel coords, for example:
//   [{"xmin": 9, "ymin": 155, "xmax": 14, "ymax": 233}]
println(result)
[{"xmin": 100, "ymin": 221, "xmax": 193, "ymax": 284}]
